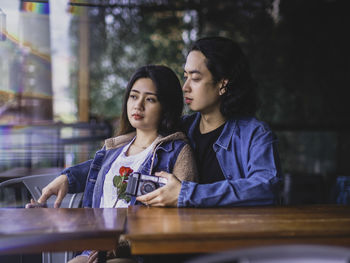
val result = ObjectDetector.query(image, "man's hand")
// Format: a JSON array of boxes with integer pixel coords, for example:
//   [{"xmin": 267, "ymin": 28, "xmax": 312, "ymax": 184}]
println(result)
[
  {"xmin": 37, "ymin": 174, "xmax": 69, "ymax": 208},
  {"xmin": 87, "ymin": 250, "xmax": 98, "ymax": 263},
  {"xmin": 136, "ymin": 171, "xmax": 181, "ymax": 207},
  {"xmin": 87, "ymin": 250, "xmax": 116, "ymax": 263}
]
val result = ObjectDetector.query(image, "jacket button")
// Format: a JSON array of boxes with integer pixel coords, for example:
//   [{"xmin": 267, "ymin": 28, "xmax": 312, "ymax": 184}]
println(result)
[{"xmin": 226, "ymin": 175, "xmax": 232, "ymax": 179}]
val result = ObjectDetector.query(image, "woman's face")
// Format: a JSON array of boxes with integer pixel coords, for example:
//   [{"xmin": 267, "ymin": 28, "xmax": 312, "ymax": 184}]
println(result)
[
  {"xmin": 127, "ymin": 78, "xmax": 162, "ymax": 132},
  {"xmin": 183, "ymin": 50, "xmax": 222, "ymax": 114}
]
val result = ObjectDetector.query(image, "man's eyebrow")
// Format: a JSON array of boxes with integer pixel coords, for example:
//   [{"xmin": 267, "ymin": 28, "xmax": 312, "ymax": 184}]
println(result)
[{"xmin": 184, "ymin": 69, "xmax": 202, "ymax": 75}]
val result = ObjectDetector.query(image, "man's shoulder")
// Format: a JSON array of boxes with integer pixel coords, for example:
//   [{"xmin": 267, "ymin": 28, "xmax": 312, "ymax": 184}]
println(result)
[
  {"xmin": 230, "ymin": 116, "xmax": 272, "ymax": 132},
  {"xmin": 224, "ymin": 117, "xmax": 274, "ymax": 143}
]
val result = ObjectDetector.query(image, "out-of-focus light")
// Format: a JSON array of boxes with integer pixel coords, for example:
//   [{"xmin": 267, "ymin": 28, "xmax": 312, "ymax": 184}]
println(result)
[{"xmin": 0, "ymin": 8, "xmax": 6, "ymax": 41}]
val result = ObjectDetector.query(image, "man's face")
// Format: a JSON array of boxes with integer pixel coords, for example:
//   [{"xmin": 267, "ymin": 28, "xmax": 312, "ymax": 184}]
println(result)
[{"xmin": 183, "ymin": 51, "xmax": 222, "ymax": 114}]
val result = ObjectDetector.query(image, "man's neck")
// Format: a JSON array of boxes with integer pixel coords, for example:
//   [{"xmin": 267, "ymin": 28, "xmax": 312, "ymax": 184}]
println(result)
[{"xmin": 199, "ymin": 111, "xmax": 226, "ymax": 134}]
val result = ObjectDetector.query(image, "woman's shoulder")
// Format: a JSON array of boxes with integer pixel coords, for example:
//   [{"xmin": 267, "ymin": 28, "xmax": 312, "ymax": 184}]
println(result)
[
  {"xmin": 155, "ymin": 131, "xmax": 189, "ymax": 145},
  {"xmin": 104, "ymin": 132, "xmax": 135, "ymax": 150}
]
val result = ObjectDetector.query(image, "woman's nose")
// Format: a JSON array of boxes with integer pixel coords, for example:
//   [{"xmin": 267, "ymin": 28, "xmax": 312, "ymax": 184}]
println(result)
[{"xmin": 134, "ymin": 98, "xmax": 144, "ymax": 109}]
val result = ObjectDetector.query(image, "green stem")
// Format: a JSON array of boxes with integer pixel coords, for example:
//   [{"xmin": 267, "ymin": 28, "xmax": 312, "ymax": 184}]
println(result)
[{"xmin": 112, "ymin": 193, "xmax": 120, "ymax": 208}]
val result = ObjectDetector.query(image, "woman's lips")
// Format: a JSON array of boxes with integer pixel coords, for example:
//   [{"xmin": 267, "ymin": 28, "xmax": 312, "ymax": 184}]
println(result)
[
  {"xmin": 132, "ymin": 114, "xmax": 143, "ymax": 120},
  {"xmin": 184, "ymin": 98, "xmax": 193, "ymax": 104}
]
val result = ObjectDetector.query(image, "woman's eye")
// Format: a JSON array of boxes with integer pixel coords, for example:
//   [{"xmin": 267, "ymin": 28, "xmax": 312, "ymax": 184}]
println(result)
[
  {"xmin": 192, "ymin": 78, "xmax": 200, "ymax": 82},
  {"xmin": 147, "ymin": 97, "xmax": 156, "ymax": 103},
  {"xmin": 129, "ymin": 94, "xmax": 137, "ymax": 99}
]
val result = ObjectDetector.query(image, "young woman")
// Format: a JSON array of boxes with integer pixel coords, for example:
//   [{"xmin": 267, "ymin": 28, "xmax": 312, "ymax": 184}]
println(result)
[
  {"xmin": 137, "ymin": 36, "xmax": 281, "ymax": 207},
  {"xmin": 29, "ymin": 65, "xmax": 197, "ymax": 263}
]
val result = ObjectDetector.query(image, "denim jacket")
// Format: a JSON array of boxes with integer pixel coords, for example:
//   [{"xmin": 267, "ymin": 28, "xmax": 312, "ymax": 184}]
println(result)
[
  {"xmin": 178, "ymin": 113, "xmax": 282, "ymax": 207},
  {"xmin": 62, "ymin": 132, "xmax": 197, "ymax": 208}
]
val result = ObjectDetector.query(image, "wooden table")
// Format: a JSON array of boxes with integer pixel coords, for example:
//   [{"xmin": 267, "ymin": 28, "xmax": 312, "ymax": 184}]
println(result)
[
  {"xmin": 0, "ymin": 208, "xmax": 126, "ymax": 255},
  {"xmin": 124, "ymin": 205, "xmax": 350, "ymax": 255}
]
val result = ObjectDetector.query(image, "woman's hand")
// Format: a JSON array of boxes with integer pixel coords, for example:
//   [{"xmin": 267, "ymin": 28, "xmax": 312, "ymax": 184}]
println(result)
[
  {"xmin": 37, "ymin": 174, "xmax": 69, "ymax": 208},
  {"xmin": 136, "ymin": 171, "xmax": 182, "ymax": 207},
  {"xmin": 25, "ymin": 198, "xmax": 47, "ymax": 208}
]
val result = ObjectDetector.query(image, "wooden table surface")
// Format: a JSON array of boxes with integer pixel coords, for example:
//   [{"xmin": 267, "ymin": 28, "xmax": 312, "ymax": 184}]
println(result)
[
  {"xmin": 0, "ymin": 208, "xmax": 127, "ymax": 254},
  {"xmin": 124, "ymin": 205, "xmax": 350, "ymax": 255}
]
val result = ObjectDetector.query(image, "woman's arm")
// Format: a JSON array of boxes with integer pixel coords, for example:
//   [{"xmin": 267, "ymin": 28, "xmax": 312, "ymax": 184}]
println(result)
[
  {"xmin": 36, "ymin": 174, "xmax": 68, "ymax": 208},
  {"xmin": 172, "ymin": 144, "xmax": 198, "ymax": 182},
  {"xmin": 62, "ymin": 160, "xmax": 93, "ymax": 193},
  {"xmin": 35, "ymin": 160, "xmax": 93, "ymax": 207}
]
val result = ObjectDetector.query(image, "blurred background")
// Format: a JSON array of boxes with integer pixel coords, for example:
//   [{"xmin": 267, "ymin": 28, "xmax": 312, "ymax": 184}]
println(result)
[{"xmin": 0, "ymin": 0, "xmax": 350, "ymax": 208}]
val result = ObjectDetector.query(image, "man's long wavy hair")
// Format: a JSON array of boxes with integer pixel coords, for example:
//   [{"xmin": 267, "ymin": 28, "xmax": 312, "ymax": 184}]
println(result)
[{"xmin": 189, "ymin": 36, "xmax": 258, "ymax": 119}]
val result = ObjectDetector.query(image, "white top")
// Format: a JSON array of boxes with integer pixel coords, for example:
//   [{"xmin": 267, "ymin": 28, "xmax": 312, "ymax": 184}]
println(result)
[{"xmin": 100, "ymin": 137, "xmax": 155, "ymax": 208}]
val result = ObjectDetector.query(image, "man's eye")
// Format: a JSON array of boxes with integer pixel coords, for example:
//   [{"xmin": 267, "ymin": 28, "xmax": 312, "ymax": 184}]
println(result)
[{"xmin": 192, "ymin": 78, "xmax": 200, "ymax": 82}]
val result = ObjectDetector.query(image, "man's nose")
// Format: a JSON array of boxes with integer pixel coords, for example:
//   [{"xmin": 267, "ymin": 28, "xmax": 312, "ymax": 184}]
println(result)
[{"xmin": 182, "ymin": 79, "xmax": 190, "ymax": 92}]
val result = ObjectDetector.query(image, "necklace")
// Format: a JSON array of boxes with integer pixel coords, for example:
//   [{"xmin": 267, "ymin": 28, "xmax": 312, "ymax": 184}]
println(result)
[
  {"xmin": 132, "ymin": 135, "xmax": 158, "ymax": 150},
  {"xmin": 132, "ymin": 143, "xmax": 148, "ymax": 149}
]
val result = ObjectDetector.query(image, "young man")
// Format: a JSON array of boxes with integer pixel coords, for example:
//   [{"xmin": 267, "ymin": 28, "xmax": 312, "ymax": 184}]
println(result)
[{"xmin": 137, "ymin": 36, "xmax": 281, "ymax": 207}]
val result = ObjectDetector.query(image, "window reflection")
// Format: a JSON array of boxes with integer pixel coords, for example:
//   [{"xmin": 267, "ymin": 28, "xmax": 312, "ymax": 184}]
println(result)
[
  {"xmin": 0, "ymin": 1, "xmax": 113, "ymax": 180},
  {"xmin": 0, "ymin": 0, "xmax": 52, "ymax": 123},
  {"xmin": 0, "ymin": 0, "xmax": 345, "ymax": 208}
]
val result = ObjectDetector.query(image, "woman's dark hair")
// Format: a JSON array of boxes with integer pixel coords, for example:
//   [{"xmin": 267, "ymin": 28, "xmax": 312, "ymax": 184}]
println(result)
[
  {"xmin": 190, "ymin": 36, "xmax": 258, "ymax": 119},
  {"xmin": 117, "ymin": 65, "xmax": 183, "ymax": 136}
]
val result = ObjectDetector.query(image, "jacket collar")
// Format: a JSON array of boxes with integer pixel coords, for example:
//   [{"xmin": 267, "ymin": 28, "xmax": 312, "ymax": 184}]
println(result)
[
  {"xmin": 213, "ymin": 119, "xmax": 238, "ymax": 151},
  {"xmin": 189, "ymin": 112, "xmax": 238, "ymax": 151}
]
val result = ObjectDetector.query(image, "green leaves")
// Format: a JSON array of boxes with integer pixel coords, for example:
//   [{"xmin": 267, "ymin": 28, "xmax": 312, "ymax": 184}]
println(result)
[
  {"xmin": 113, "ymin": 175, "xmax": 123, "ymax": 188},
  {"xmin": 113, "ymin": 166, "xmax": 133, "ymax": 206}
]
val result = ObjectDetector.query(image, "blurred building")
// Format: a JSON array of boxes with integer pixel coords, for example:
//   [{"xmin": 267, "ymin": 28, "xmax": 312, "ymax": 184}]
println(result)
[{"xmin": 0, "ymin": 1, "xmax": 52, "ymax": 124}]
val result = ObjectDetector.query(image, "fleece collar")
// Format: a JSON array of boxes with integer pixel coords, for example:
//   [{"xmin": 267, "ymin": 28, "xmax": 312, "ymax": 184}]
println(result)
[{"xmin": 104, "ymin": 131, "xmax": 188, "ymax": 151}]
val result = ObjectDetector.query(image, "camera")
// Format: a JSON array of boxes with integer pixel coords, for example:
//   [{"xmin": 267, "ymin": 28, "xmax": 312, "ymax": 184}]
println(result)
[{"xmin": 126, "ymin": 172, "xmax": 167, "ymax": 196}]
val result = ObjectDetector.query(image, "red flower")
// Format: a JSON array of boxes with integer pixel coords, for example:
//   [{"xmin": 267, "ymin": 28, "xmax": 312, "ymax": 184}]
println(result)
[
  {"xmin": 119, "ymin": 166, "xmax": 133, "ymax": 178},
  {"xmin": 113, "ymin": 166, "xmax": 133, "ymax": 206}
]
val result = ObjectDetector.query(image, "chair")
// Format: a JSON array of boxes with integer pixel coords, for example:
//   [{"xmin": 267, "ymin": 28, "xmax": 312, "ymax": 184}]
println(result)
[
  {"xmin": 185, "ymin": 244, "xmax": 350, "ymax": 263},
  {"xmin": 0, "ymin": 173, "xmax": 84, "ymax": 263},
  {"xmin": 330, "ymin": 175, "xmax": 350, "ymax": 205},
  {"xmin": 281, "ymin": 173, "xmax": 328, "ymax": 205},
  {"xmin": 0, "ymin": 173, "xmax": 83, "ymax": 208}
]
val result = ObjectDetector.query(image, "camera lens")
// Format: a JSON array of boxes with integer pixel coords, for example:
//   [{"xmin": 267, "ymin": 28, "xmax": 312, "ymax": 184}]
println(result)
[{"xmin": 140, "ymin": 181, "xmax": 157, "ymax": 195}]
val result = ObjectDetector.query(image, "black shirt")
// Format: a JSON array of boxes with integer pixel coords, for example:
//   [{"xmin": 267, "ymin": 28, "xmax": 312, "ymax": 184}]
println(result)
[{"xmin": 194, "ymin": 122, "xmax": 226, "ymax": 184}]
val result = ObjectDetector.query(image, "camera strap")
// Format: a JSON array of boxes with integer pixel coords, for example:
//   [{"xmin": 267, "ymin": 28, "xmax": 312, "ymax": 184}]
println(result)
[{"xmin": 129, "ymin": 196, "xmax": 137, "ymax": 205}]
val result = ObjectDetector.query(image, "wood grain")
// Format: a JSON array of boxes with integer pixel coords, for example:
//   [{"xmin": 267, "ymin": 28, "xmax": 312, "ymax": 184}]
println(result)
[
  {"xmin": 124, "ymin": 205, "xmax": 350, "ymax": 254},
  {"xmin": 0, "ymin": 208, "xmax": 127, "ymax": 254}
]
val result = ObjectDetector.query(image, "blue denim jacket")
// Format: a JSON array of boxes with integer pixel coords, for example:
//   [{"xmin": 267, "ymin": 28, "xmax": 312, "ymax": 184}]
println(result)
[
  {"xmin": 62, "ymin": 133, "xmax": 188, "ymax": 208},
  {"xmin": 178, "ymin": 113, "xmax": 282, "ymax": 207}
]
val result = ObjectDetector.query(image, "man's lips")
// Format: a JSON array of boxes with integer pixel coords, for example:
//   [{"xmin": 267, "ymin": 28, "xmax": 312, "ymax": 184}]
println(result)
[{"xmin": 184, "ymin": 97, "xmax": 193, "ymax": 104}]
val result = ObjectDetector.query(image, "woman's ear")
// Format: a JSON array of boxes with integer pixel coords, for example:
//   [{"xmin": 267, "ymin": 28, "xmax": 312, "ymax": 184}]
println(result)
[{"xmin": 219, "ymin": 79, "xmax": 228, "ymax": 95}]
